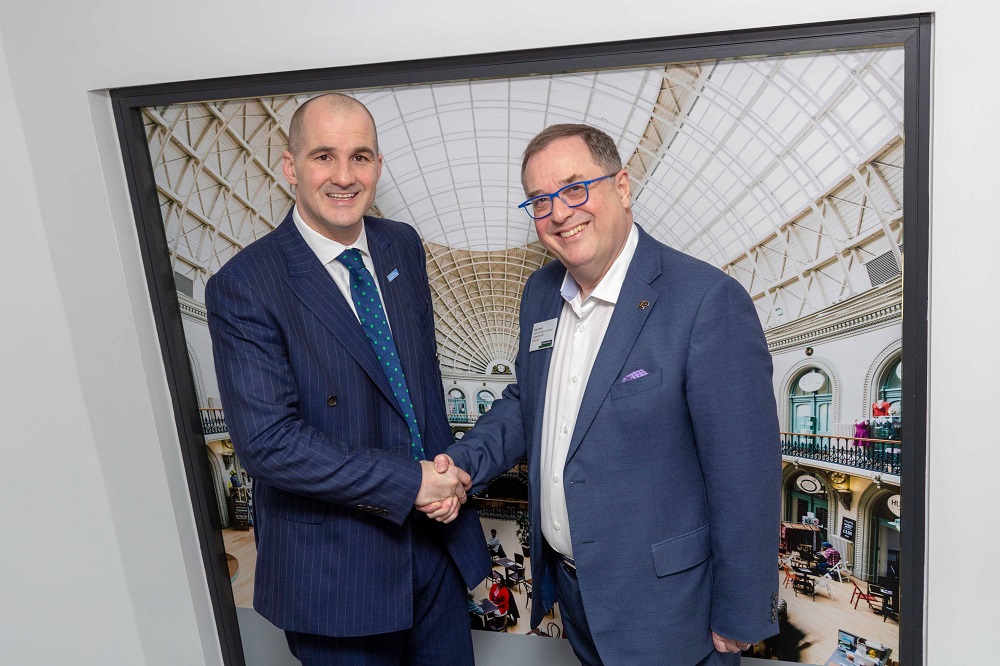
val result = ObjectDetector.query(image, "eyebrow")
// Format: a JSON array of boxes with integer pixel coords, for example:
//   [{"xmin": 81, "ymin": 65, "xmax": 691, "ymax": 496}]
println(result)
[
  {"xmin": 526, "ymin": 173, "xmax": 585, "ymax": 198},
  {"xmin": 306, "ymin": 145, "xmax": 378, "ymax": 159}
]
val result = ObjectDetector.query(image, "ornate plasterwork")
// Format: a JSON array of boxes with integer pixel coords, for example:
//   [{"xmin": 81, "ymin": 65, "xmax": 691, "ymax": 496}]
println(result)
[
  {"xmin": 765, "ymin": 276, "xmax": 901, "ymax": 352},
  {"xmin": 178, "ymin": 292, "xmax": 208, "ymax": 324}
]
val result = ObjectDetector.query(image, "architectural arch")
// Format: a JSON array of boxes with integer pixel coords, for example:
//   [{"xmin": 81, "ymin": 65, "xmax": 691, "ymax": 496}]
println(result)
[
  {"xmin": 780, "ymin": 464, "xmax": 839, "ymax": 546},
  {"xmin": 778, "ymin": 356, "xmax": 842, "ymax": 432},
  {"xmin": 854, "ymin": 481, "xmax": 898, "ymax": 582},
  {"xmin": 863, "ymin": 338, "xmax": 902, "ymax": 416}
]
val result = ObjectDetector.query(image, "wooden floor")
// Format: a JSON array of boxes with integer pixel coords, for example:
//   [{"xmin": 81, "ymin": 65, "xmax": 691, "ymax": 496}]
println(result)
[
  {"xmin": 224, "ymin": 528, "xmax": 893, "ymax": 664},
  {"xmin": 469, "ymin": 554, "xmax": 567, "ymax": 638},
  {"xmin": 778, "ymin": 572, "xmax": 899, "ymax": 664},
  {"xmin": 222, "ymin": 527, "xmax": 257, "ymax": 608}
]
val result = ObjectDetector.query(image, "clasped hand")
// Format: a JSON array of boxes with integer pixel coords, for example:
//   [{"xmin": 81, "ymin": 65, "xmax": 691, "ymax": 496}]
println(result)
[{"xmin": 414, "ymin": 454, "xmax": 470, "ymax": 523}]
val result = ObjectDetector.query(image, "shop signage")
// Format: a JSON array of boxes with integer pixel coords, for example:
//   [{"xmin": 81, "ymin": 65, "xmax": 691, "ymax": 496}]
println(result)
[
  {"xmin": 798, "ymin": 371, "xmax": 825, "ymax": 392},
  {"xmin": 841, "ymin": 517, "xmax": 856, "ymax": 541},
  {"xmin": 795, "ymin": 474, "xmax": 823, "ymax": 493},
  {"xmin": 887, "ymin": 494, "xmax": 901, "ymax": 516}
]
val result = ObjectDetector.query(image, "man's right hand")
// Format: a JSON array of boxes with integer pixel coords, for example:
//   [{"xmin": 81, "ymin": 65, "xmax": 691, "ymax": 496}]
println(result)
[{"xmin": 415, "ymin": 455, "xmax": 471, "ymax": 524}]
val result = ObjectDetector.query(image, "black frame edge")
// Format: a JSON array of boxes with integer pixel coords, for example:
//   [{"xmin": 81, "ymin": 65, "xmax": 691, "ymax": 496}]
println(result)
[
  {"xmin": 110, "ymin": 14, "xmax": 932, "ymax": 665},
  {"xmin": 110, "ymin": 96, "xmax": 247, "ymax": 665},
  {"xmin": 899, "ymin": 14, "xmax": 932, "ymax": 666}
]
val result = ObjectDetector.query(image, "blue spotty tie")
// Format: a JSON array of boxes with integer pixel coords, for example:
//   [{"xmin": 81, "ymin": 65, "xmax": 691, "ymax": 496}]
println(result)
[{"xmin": 336, "ymin": 249, "xmax": 425, "ymax": 460}]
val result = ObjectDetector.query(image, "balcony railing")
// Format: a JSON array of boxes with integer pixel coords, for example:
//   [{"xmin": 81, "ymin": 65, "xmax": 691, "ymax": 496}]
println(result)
[
  {"xmin": 780, "ymin": 432, "xmax": 900, "ymax": 475},
  {"xmin": 200, "ymin": 408, "xmax": 228, "ymax": 435},
  {"xmin": 448, "ymin": 413, "xmax": 479, "ymax": 425}
]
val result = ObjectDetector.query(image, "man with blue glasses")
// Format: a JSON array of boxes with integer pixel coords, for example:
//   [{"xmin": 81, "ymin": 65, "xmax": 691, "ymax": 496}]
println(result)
[{"xmin": 426, "ymin": 123, "xmax": 781, "ymax": 664}]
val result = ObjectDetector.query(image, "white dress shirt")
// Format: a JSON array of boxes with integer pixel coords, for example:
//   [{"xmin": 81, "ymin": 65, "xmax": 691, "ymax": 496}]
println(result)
[
  {"xmin": 292, "ymin": 207, "xmax": 392, "ymax": 331},
  {"xmin": 540, "ymin": 223, "xmax": 639, "ymax": 558}
]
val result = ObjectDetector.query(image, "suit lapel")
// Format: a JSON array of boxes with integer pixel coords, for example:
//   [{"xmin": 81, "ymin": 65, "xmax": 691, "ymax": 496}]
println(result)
[
  {"xmin": 278, "ymin": 215, "xmax": 405, "ymax": 420},
  {"xmin": 565, "ymin": 228, "xmax": 662, "ymax": 465},
  {"xmin": 367, "ymin": 221, "xmax": 428, "ymax": 434}
]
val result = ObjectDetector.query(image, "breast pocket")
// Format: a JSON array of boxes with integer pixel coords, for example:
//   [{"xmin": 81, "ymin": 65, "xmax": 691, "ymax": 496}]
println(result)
[{"xmin": 609, "ymin": 368, "xmax": 663, "ymax": 400}]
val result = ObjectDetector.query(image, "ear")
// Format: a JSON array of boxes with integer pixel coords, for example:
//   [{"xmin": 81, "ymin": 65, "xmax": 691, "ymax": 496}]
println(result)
[
  {"xmin": 615, "ymin": 169, "xmax": 632, "ymax": 208},
  {"xmin": 375, "ymin": 152, "xmax": 384, "ymax": 181},
  {"xmin": 282, "ymin": 150, "xmax": 298, "ymax": 186}
]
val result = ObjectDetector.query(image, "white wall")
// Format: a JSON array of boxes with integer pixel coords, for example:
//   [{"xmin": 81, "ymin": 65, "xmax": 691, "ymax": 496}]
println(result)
[{"xmin": 1, "ymin": 1, "xmax": 996, "ymax": 664}]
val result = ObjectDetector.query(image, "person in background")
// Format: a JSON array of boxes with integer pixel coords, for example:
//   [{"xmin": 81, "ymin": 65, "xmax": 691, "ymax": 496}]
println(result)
[
  {"xmin": 487, "ymin": 528, "xmax": 506, "ymax": 559},
  {"xmin": 816, "ymin": 541, "xmax": 842, "ymax": 574}
]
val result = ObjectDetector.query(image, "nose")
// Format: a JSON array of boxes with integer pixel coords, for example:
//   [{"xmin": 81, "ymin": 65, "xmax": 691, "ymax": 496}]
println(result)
[
  {"xmin": 329, "ymin": 160, "xmax": 354, "ymax": 187},
  {"xmin": 549, "ymin": 195, "xmax": 574, "ymax": 224}
]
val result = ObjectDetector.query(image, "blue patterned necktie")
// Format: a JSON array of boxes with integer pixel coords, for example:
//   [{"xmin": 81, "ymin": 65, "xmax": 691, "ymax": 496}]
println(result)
[{"xmin": 336, "ymin": 248, "xmax": 425, "ymax": 460}]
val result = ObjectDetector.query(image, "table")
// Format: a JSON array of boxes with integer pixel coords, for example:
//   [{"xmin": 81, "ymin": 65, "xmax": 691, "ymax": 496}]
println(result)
[
  {"xmin": 825, "ymin": 644, "xmax": 892, "ymax": 665},
  {"xmin": 479, "ymin": 599, "xmax": 499, "ymax": 616},
  {"xmin": 496, "ymin": 557, "xmax": 524, "ymax": 587},
  {"xmin": 792, "ymin": 567, "xmax": 816, "ymax": 600}
]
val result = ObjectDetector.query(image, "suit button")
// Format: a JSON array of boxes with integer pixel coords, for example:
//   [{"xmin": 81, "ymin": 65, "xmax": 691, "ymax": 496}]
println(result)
[
  {"xmin": 379, "ymin": 508, "xmax": 389, "ymax": 516},
  {"xmin": 355, "ymin": 504, "xmax": 365, "ymax": 513},
  {"xmin": 327, "ymin": 395, "xmax": 338, "ymax": 406}
]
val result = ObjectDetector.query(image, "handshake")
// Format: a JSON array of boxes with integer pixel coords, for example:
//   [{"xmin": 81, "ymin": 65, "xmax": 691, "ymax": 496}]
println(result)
[{"xmin": 414, "ymin": 454, "xmax": 471, "ymax": 524}]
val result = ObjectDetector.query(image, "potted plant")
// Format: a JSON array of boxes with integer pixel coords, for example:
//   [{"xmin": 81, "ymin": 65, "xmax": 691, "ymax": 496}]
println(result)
[{"xmin": 515, "ymin": 509, "xmax": 530, "ymax": 559}]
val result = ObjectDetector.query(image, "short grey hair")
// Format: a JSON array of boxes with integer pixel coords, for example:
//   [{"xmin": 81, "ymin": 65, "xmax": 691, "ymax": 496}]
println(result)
[{"xmin": 521, "ymin": 123, "xmax": 622, "ymax": 182}]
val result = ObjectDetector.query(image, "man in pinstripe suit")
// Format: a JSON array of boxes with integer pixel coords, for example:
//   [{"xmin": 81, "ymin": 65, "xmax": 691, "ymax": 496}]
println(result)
[{"xmin": 206, "ymin": 94, "xmax": 490, "ymax": 665}]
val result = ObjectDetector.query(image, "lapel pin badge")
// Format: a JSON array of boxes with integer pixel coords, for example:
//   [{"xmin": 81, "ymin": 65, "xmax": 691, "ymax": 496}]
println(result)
[
  {"xmin": 638, "ymin": 300, "xmax": 649, "ymax": 309},
  {"xmin": 387, "ymin": 268, "xmax": 399, "ymax": 282}
]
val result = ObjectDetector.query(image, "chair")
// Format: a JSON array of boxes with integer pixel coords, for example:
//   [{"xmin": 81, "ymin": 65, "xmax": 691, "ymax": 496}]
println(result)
[
  {"xmin": 827, "ymin": 559, "xmax": 849, "ymax": 583},
  {"xmin": 546, "ymin": 621, "xmax": 561, "ymax": 639},
  {"xmin": 850, "ymin": 580, "xmax": 880, "ymax": 610},
  {"xmin": 781, "ymin": 563, "xmax": 797, "ymax": 589},
  {"xmin": 507, "ymin": 565, "xmax": 526, "ymax": 591},
  {"xmin": 813, "ymin": 573, "xmax": 834, "ymax": 599},
  {"xmin": 485, "ymin": 613, "xmax": 508, "ymax": 632},
  {"xmin": 488, "ymin": 569, "xmax": 504, "ymax": 584},
  {"xmin": 514, "ymin": 552, "xmax": 525, "ymax": 568}
]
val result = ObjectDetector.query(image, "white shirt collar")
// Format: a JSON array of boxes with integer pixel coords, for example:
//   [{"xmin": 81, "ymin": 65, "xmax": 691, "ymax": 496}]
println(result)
[
  {"xmin": 291, "ymin": 205, "xmax": 372, "ymax": 265},
  {"xmin": 559, "ymin": 223, "xmax": 639, "ymax": 307}
]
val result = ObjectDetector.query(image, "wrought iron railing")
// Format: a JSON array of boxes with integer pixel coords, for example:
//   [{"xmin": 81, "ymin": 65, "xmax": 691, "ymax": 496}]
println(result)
[
  {"xmin": 448, "ymin": 413, "xmax": 479, "ymax": 425},
  {"xmin": 780, "ymin": 432, "xmax": 900, "ymax": 475},
  {"xmin": 199, "ymin": 408, "xmax": 228, "ymax": 435},
  {"xmin": 473, "ymin": 498, "xmax": 528, "ymax": 522}
]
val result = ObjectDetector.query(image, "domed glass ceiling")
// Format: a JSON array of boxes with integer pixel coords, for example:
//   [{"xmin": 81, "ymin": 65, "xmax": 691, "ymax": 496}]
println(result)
[{"xmin": 145, "ymin": 46, "xmax": 904, "ymax": 376}]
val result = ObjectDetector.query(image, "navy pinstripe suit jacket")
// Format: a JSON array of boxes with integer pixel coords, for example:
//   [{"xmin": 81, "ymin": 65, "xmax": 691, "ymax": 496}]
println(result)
[{"xmin": 206, "ymin": 212, "xmax": 490, "ymax": 637}]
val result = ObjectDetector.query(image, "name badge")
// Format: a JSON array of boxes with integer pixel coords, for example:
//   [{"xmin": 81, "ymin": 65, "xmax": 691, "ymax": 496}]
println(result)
[{"xmin": 529, "ymin": 318, "xmax": 558, "ymax": 352}]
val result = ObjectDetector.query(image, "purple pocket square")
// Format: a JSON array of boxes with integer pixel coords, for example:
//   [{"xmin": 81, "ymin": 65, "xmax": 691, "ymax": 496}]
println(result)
[{"xmin": 621, "ymin": 369, "xmax": 649, "ymax": 383}]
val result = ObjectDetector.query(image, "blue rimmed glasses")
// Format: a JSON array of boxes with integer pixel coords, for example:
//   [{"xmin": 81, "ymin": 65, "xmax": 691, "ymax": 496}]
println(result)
[{"xmin": 517, "ymin": 172, "xmax": 618, "ymax": 220}]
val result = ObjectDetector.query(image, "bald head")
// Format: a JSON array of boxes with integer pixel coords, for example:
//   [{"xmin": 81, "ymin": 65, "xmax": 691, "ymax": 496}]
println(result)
[{"xmin": 287, "ymin": 93, "xmax": 379, "ymax": 155}]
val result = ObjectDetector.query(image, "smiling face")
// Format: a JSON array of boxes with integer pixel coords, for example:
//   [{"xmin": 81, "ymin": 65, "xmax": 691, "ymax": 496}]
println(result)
[
  {"xmin": 522, "ymin": 136, "xmax": 632, "ymax": 297},
  {"xmin": 282, "ymin": 99, "xmax": 382, "ymax": 244}
]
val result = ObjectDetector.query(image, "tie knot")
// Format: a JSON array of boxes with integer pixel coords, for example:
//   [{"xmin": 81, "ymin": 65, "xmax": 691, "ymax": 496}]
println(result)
[{"xmin": 336, "ymin": 248, "xmax": 364, "ymax": 271}]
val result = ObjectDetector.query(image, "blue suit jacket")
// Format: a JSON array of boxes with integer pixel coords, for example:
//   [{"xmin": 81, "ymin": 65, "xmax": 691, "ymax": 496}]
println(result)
[
  {"xmin": 448, "ymin": 225, "xmax": 781, "ymax": 664},
  {"xmin": 206, "ymin": 213, "xmax": 490, "ymax": 637}
]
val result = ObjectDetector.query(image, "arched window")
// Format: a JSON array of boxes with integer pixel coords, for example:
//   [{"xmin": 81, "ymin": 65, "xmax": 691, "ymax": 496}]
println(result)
[
  {"xmin": 789, "ymin": 368, "xmax": 832, "ymax": 434},
  {"xmin": 447, "ymin": 388, "xmax": 467, "ymax": 419},
  {"xmin": 879, "ymin": 357, "xmax": 902, "ymax": 416},
  {"xmin": 476, "ymin": 389, "xmax": 495, "ymax": 415}
]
